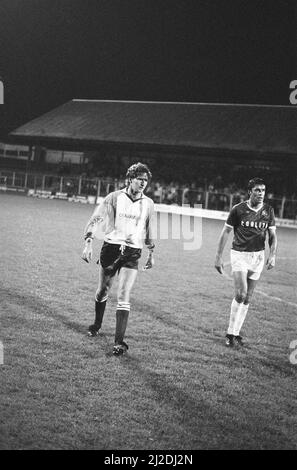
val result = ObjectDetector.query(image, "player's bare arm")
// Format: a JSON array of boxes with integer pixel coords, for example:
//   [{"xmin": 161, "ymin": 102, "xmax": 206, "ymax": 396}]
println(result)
[
  {"xmin": 143, "ymin": 201, "xmax": 155, "ymax": 270},
  {"xmin": 215, "ymin": 224, "xmax": 232, "ymax": 274},
  {"xmin": 143, "ymin": 243, "xmax": 155, "ymax": 270},
  {"xmin": 82, "ymin": 212, "xmax": 104, "ymax": 263},
  {"xmin": 84, "ymin": 214, "xmax": 104, "ymax": 238},
  {"xmin": 266, "ymin": 226, "xmax": 277, "ymax": 270}
]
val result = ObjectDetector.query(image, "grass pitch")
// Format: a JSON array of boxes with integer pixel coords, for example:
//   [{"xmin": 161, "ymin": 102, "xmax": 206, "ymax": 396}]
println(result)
[{"xmin": 0, "ymin": 192, "xmax": 296, "ymax": 450}]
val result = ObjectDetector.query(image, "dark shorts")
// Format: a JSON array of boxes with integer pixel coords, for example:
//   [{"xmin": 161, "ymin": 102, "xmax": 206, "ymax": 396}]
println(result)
[{"xmin": 98, "ymin": 242, "xmax": 142, "ymax": 274}]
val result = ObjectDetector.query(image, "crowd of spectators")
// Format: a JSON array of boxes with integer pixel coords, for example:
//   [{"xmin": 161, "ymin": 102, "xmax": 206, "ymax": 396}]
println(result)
[
  {"xmin": 144, "ymin": 180, "xmax": 297, "ymax": 218},
  {"xmin": 145, "ymin": 180, "xmax": 246, "ymax": 211},
  {"xmin": 89, "ymin": 172, "xmax": 291, "ymax": 214},
  {"xmin": 84, "ymin": 153, "xmax": 296, "ymax": 203}
]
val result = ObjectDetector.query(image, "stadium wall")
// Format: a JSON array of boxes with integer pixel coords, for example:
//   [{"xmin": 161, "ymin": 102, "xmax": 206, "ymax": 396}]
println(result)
[{"xmin": 155, "ymin": 203, "xmax": 297, "ymax": 229}]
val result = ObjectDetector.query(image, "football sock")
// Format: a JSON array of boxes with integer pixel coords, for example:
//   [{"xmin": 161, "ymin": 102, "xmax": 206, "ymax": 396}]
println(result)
[
  {"xmin": 233, "ymin": 303, "xmax": 249, "ymax": 336},
  {"xmin": 115, "ymin": 303, "xmax": 130, "ymax": 344},
  {"xmin": 227, "ymin": 299, "xmax": 244, "ymax": 335},
  {"xmin": 94, "ymin": 297, "xmax": 107, "ymax": 328}
]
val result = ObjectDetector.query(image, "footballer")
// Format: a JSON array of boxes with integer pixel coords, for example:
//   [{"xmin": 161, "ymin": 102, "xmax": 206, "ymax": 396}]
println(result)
[
  {"xmin": 82, "ymin": 162, "xmax": 155, "ymax": 356},
  {"xmin": 215, "ymin": 177, "xmax": 277, "ymax": 347}
]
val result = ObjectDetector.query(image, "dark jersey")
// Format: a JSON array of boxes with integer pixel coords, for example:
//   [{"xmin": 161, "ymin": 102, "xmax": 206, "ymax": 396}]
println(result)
[{"xmin": 226, "ymin": 201, "xmax": 276, "ymax": 252}]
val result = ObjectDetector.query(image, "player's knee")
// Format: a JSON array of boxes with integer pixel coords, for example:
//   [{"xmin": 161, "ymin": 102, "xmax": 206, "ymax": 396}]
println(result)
[
  {"xmin": 235, "ymin": 290, "xmax": 247, "ymax": 303},
  {"xmin": 95, "ymin": 287, "xmax": 109, "ymax": 302},
  {"xmin": 244, "ymin": 293, "xmax": 252, "ymax": 305}
]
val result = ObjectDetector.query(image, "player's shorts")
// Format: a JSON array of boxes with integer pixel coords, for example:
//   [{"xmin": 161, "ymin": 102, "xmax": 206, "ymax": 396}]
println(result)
[
  {"xmin": 230, "ymin": 249, "xmax": 265, "ymax": 280},
  {"xmin": 98, "ymin": 242, "xmax": 142, "ymax": 274}
]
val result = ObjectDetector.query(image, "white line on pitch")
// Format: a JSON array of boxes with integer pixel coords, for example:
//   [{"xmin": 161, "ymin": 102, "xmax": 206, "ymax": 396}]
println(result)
[
  {"xmin": 256, "ymin": 290, "xmax": 297, "ymax": 309},
  {"xmin": 222, "ymin": 261, "xmax": 297, "ymax": 309}
]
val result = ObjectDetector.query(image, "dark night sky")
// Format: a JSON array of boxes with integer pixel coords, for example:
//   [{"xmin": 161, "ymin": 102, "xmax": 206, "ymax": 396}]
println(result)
[{"xmin": 0, "ymin": 0, "xmax": 295, "ymax": 137}]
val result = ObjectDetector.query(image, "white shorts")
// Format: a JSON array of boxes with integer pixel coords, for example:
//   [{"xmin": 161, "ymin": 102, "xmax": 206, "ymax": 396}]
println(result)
[{"xmin": 230, "ymin": 250, "xmax": 265, "ymax": 280}]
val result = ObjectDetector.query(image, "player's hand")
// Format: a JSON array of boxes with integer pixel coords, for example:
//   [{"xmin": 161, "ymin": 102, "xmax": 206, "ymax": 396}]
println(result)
[
  {"xmin": 214, "ymin": 254, "xmax": 224, "ymax": 274},
  {"xmin": 143, "ymin": 252, "xmax": 154, "ymax": 270},
  {"xmin": 82, "ymin": 244, "xmax": 93, "ymax": 263},
  {"xmin": 266, "ymin": 255, "xmax": 276, "ymax": 270}
]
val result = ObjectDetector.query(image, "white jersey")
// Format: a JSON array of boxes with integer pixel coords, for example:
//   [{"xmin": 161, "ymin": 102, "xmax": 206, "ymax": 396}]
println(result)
[{"xmin": 84, "ymin": 188, "xmax": 154, "ymax": 249}]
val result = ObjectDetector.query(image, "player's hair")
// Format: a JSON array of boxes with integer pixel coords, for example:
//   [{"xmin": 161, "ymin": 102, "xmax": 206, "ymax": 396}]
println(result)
[
  {"xmin": 247, "ymin": 177, "xmax": 266, "ymax": 192},
  {"xmin": 126, "ymin": 162, "xmax": 152, "ymax": 181}
]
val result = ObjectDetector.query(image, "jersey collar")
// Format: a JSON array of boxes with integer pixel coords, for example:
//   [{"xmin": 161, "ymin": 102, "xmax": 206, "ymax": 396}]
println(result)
[
  {"xmin": 246, "ymin": 200, "xmax": 264, "ymax": 213},
  {"xmin": 122, "ymin": 187, "xmax": 145, "ymax": 203}
]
